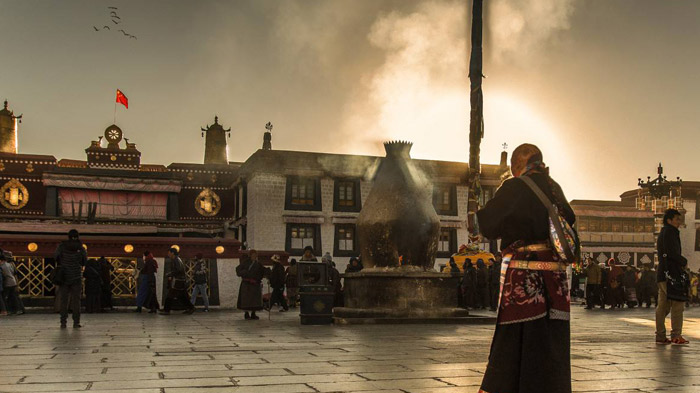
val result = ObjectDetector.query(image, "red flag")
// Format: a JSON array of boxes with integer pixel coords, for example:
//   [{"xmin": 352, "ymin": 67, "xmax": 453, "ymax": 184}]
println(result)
[{"xmin": 116, "ymin": 89, "xmax": 128, "ymax": 109}]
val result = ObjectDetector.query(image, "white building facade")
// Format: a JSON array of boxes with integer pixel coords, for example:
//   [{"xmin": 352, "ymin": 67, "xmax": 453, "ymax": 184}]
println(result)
[{"xmin": 229, "ymin": 149, "xmax": 508, "ymax": 273}]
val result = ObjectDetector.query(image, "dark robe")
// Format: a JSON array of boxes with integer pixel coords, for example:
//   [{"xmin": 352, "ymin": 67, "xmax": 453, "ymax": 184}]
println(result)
[
  {"xmin": 83, "ymin": 260, "xmax": 102, "ymax": 313},
  {"xmin": 236, "ymin": 258, "xmax": 265, "ymax": 311},
  {"xmin": 461, "ymin": 265, "xmax": 476, "ymax": 308},
  {"xmin": 99, "ymin": 259, "xmax": 114, "ymax": 309},
  {"xmin": 476, "ymin": 172, "xmax": 575, "ymax": 393}
]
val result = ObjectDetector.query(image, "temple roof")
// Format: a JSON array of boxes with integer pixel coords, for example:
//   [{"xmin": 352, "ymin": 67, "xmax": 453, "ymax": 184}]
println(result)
[{"xmin": 236, "ymin": 149, "xmax": 507, "ymax": 183}]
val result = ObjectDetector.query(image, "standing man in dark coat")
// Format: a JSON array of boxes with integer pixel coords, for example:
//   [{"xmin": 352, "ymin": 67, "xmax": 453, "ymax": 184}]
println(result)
[
  {"xmin": 475, "ymin": 259, "xmax": 489, "ymax": 309},
  {"xmin": 55, "ymin": 229, "xmax": 87, "ymax": 328},
  {"xmin": 236, "ymin": 250, "xmax": 265, "ymax": 320},
  {"xmin": 160, "ymin": 248, "xmax": 195, "ymax": 315},
  {"xmin": 448, "ymin": 257, "xmax": 463, "ymax": 307},
  {"xmin": 98, "ymin": 257, "xmax": 114, "ymax": 311},
  {"xmin": 461, "ymin": 259, "xmax": 476, "ymax": 309},
  {"xmin": 269, "ymin": 254, "xmax": 288, "ymax": 312},
  {"xmin": 584, "ymin": 258, "xmax": 602, "ymax": 309},
  {"xmin": 476, "ymin": 144, "xmax": 577, "ymax": 393},
  {"xmin": 655, "ymin": 209, "xmax": 689, "ymax": 345}
]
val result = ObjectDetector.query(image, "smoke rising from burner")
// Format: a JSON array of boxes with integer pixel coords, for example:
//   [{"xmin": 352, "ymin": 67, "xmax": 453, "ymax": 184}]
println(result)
[
  {"xmin": 340, "ymin": 0, "xmax": 578, "ymax": 162},
  {"xmin": 488, "ymin": 0, "xmax": 576, "ymax": 63}
]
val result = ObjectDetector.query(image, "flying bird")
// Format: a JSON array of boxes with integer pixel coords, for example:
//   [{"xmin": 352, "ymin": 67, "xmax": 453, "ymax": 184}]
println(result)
[{"xmin": 92, "ymin": 6, "xmax": 137, "ymax": 40}]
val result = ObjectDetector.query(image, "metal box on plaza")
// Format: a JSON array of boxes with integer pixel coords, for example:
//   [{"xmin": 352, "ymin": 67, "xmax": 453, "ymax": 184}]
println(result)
[{"xmin": 297, "ymin": 261, "xmax": 334, "ymax": 325}]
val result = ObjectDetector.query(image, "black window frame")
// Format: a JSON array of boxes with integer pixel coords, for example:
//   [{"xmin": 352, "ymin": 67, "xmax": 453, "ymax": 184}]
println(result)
[
  {"xmin": 432, "ymin": 184, "xmax": 458, "ymax": 216},
  {"xmin": 333, "ymin": 178, "xmax": 362, "ymax": 212},
  {"xmin": 285, "ymin": 176, "xmax": 322, "ymax": 211},
  {"xmin": 436, "ymin": 227, "xmax": 457, "ymax": 258},
  {"xmin": 285, "ymin": 223, "xmax": 322, "ymax": 256},
  {"xmin": 334, "ymin": 224, "xmax": 359, "ymax": 257}
]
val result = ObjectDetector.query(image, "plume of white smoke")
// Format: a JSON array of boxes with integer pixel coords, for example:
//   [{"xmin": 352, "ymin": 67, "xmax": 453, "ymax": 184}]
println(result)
[
  {"xmin": 488, "ymin": 0, "xmax": 576, "ymax": 62},
  {"xmin": 341, "ymin": 0, "xmax": 469, "ymax": 160},
  {"xmin": 341, "ymin": 0, "xmax": 577, "ymax": 162}
]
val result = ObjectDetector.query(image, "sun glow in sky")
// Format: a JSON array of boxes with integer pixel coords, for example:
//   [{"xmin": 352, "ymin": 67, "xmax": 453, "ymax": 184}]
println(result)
[{"xmin": 1, "ymin": 0, "xmax": 699, "ymax": 201}]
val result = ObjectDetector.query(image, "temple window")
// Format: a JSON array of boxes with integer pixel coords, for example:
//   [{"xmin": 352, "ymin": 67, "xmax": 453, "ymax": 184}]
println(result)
[
  {"xmin": 333, "ymin": 179, "xmax": 361, "ymax": 212},
  {"xmin": 285, "ymin": 177, "xmax": 321, "ymax": 211},
  {"xmin": 436, "ymin": 227, "xmax": 457, "ymax": 258},
  {"xmin": 286, "ymin": 224, "xmax": 321, "ymax": 255},
  {"xmin": 433, "ymin": 184, "xmax": 457, "ymax": 216},
  {"xmin": 334, "ymin": 224, "xmax": 358, "ymax": 257}
]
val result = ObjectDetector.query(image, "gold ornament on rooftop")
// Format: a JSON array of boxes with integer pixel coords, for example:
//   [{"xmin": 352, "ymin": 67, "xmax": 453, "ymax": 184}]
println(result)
[
  {"xmin": 1, "ymin": 178, "xmax": 29, "ymax": 210},
  {"xmin": 195, "ymin": 188, "xmax": 221, "ymax": 216}
]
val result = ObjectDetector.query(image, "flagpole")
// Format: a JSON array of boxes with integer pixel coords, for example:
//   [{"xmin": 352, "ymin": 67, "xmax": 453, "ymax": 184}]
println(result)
[{"xmin": 113, "ymin": 100, "xmax": 117, "ymax": 124}]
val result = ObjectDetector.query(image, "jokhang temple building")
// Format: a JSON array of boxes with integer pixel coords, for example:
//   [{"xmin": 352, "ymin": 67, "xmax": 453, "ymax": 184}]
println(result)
[
  {"xmin": 3, "ymin": 99, "xmax": 697, "ymax": 308},
  {"xmin": 0, "ymin": 100, "xmax": 513, "ymax": 308},
  {"xmin": 0, "ymin": 101, "xmax": 286, "ymax": 307}
]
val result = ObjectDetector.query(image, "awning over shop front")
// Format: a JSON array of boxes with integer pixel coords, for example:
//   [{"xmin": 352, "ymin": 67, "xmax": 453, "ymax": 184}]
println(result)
[
  {"xmin": 0, "ymin": 233, "xmax": 287, "ymax": 264},
  {"xmin": 43, "ymin": 173, "xmax": 181, "ymax": 193}
]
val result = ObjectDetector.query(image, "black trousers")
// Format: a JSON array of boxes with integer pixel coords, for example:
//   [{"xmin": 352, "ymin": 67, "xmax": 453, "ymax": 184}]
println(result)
[
  {"xmin": 164, "ymin": 288, "xmax": 194, "ymax": 312},
  {"xmin": 59, "ymin": 282, "xmax": 82, "ymax": 324},
  {"xmin": 270, "ymin": 287, "xmax": 288, "ymax": 309},
  {"xmin": 490, "ymin": 284, "xmax": 500, "ymax": 310},
  {"xmin": 585, "ymin": 284, "xmax": 602, "ymax": 308},
  {"xmin": 3, "ymin": 286, "xmax": 22, "ymax": 314},
  {"xmin": 480, "ymin": 318, "xmax": 571, "ymax": 393},
  {"xmin": 101, "ymin": 284, "xmax": 113, "ymax": 309},
  {"xmin": 476, "ymin": 287, "xmax": 490, "ymax": 309}
]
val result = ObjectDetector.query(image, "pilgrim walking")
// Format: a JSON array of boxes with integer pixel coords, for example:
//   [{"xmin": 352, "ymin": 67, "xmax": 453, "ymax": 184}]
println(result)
[
  {"xmin": 236, "ymin": 250, "xmax": 265, "ymax": 320},
  {"xmin": 160, "ymin": 248, "xmax": 195, "ymax": 315},
  {"xmin": 135, "ymin": 251, "xmax": 159, "ymax": 313}
]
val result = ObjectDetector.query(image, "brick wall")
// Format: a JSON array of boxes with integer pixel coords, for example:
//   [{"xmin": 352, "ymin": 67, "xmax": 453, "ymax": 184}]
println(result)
[{"xmin": 247, "ymin": 173, "xmax": 286, "ymax": 251}]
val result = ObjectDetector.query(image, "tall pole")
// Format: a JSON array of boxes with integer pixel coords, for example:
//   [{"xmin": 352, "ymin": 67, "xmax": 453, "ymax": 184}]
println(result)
[{"xmin": 467, "ymin": 0, "xmax": 484, "ymax": 239}]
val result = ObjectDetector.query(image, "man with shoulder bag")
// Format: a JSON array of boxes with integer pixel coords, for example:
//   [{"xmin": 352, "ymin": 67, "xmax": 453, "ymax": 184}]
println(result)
[
  {"xmin": 655, "ymin": 209, "xmax": 689, "ymax": 345},
  {"xmin": 160, "ymin": 248, "xmax": 195, "ymax": 315}
]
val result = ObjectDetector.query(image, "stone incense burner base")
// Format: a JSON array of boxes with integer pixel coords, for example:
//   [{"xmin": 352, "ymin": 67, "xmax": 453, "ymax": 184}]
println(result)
[{"xmin": 333, "ymin": 268, "xmax": 496, "ymax": 324}]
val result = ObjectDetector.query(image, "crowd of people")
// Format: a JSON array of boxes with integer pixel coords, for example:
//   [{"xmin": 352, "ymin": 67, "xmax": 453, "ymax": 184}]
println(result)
[
  {"xmin": 235, "ymin": 246, "xmax": 351, "ymax": 320},
  {"xmin": 447, "ymin": 251, "xmax": 501, "ymax": 312},
  {"xmin": 579, "ymin": 258, "xmax": 700, "ymax": 310}
]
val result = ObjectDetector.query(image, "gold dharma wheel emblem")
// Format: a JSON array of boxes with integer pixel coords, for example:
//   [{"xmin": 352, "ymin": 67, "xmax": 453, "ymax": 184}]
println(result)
[
  {"xmin": 195, "ymin": 188, "xmax": 221, "ymax": 217},
  {"xmin": 1, "ymin": 179, "xmax": 29, "ymax": 210},
  {"xmin": 313, "ymin": 300, "xmax": 326, "ymax": 312}
]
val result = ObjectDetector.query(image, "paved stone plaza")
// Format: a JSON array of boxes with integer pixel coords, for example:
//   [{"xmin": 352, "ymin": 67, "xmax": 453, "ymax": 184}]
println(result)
[{"xmin": 0, "ymin": 307, "xmax": 699, "ymax": 393}]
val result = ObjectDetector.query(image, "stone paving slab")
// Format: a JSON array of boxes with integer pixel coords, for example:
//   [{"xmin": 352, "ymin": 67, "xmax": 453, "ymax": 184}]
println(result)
[{"xmin": 0, "ymin": 306, "xmax": 698, "ymax": 392}]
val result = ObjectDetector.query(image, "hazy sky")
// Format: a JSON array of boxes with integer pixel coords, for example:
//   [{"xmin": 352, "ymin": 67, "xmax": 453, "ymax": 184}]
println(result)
[{"xmin": 1, "ymin": 0, "xmax": 699, "ymax": 201}]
